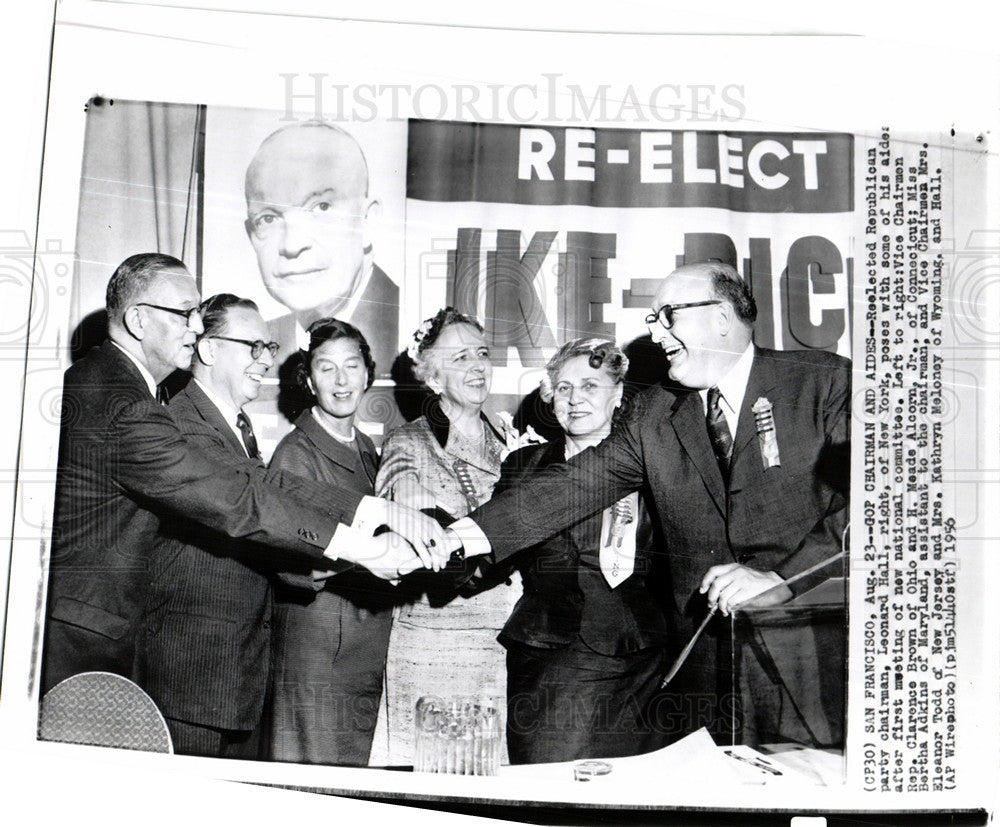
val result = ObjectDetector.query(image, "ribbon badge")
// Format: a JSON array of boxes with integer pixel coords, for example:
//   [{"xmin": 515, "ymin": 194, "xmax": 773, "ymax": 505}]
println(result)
[{"xmin": 752, "ymin": 397, "xmax": 781, "ymax": 469}]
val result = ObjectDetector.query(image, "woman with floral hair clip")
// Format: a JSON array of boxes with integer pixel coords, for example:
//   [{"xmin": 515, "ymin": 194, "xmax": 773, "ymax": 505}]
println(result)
[{"xmin": 369, "ymin": 307, "xmax": 533, "ymax": 766}]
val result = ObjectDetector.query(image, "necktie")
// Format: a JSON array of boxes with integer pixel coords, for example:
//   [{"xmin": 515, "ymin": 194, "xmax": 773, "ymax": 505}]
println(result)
[
  {"xmin": 155, "ymin": 385, "xmax": 166, "ymax": 405},
  {"xmin": 706, "ymin": 386, "xmax": 733, "ymax": 474},
  {"xmin": 236, "ymin": 411, "xmax": 261, "ymax": 459}
]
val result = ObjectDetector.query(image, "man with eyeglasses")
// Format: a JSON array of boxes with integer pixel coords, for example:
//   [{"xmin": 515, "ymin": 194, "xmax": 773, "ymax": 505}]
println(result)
[
  {"xmin": 42, "ymin": 254, "xmax": 454, "ymax": 701},
  {"xmin": 130, "ymin": 292, "xmax": 283, "ymax": 756},
  {"xmin": 446, "ymin": 261, "xmax": 850, "ymax": 745}
]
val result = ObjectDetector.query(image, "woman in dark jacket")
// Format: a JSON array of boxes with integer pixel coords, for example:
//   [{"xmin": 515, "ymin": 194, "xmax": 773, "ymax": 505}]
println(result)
[
  {"xmin": 267, "ymin": 318, "xmax": 394, "ymax": 765},
  {"xmin": 488, "ymin": 337, "xmax": 673, "ymax": 764}
]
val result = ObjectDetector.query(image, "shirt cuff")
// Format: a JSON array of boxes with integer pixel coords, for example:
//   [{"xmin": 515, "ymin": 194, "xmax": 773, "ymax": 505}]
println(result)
[
  {"xmin": 351, "ymin": 495, "xmax": 387, "ymax": 536},
  {"xmin": 325, "ymin": 522, "xmax": 368, "ymax": 562},
  {"xmin": 448, "ymin": 517, "xmax": 492, "ymax": 558}
]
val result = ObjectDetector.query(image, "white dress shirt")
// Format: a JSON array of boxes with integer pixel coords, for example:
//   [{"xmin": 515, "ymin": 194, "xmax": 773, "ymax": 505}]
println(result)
[
  {"xmin": 698, "ymin": 343, "xmax": 755, "ymax": 441},
  {"xmin": 111, "ymin": 341, "xmax": 157, "ymax": 397},
  {"xmin": 193, "ymin": 378, "xmax": 250, "ymax": 457}
]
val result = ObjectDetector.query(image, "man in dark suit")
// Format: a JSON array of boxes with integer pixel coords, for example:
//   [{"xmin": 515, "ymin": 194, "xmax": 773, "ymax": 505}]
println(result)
[
  {"xmin": 42, "ymin": 254, "xmax": 450, "ymax": 698},
  {"xmin": 135, "ymin": 293, "xmax": 291, "ymax": 757},
  {"xmin": 243, "ymin": 121, "xmax": 399, "ymax": 378},
  {"xmin": 448, "ymin": 261, "xmax": 850, "ymax": 741}
]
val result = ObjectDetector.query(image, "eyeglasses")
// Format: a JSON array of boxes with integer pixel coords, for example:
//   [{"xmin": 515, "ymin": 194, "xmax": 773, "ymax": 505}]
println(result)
[
  {"xmin": 208, "ymin": 336, "xmax": 280, "ymax": 360},
  {"xmin": 552, "ymin": 379, "xmax": 620, "ymax": 400},
  {"xmin": 644, "ymin": 300, "xmax": 721, "ymax": 329},
  {"xmin": 136, "ymin": 303, "xmax": 202, "ymax": 327}
]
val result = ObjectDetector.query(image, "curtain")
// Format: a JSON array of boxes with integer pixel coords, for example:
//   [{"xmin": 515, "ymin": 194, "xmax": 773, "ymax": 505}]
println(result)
[{"xmin": 70, "ymin": 99, "xmax": 204, "ymax": 356}]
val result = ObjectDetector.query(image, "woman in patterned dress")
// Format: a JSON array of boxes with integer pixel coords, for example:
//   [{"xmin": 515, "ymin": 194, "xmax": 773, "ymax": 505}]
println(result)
[{"xmin": 368, "ymin": 307, "xmax": 521, "ymax": 766}]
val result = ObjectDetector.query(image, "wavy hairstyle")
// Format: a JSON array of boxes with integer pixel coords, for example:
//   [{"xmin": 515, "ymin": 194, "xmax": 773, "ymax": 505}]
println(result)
[
  {"xmin": 298, "ymin": 317, "xmax": 377, "ymax": 393},
  {"xmin": 538, "ymin": 337, "xmax": 629, "ymax": 403},
  {"xmin": 407, "ymin": 306, "xmax": 485, "ymax": 386}
]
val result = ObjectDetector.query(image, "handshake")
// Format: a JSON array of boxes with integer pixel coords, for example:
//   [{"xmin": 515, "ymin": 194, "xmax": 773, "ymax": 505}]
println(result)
[{"xmin": 322, "ymin": 499, "xmax": 483, "ymax": 582}]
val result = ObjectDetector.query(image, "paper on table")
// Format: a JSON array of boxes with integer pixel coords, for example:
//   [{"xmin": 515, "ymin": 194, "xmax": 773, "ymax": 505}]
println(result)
[
  {"xmin": 758, "ymin": 743, "xmax": 845, "ymax": 786},
  {"xmin": 499, "ymin": 728, "xmax": 745, "ymax": 791}
]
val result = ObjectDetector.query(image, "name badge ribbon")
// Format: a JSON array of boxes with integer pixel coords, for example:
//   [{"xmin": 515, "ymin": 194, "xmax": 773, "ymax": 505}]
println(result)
[
  {"xmin": 600, "ymin": 492, "xmax": 639, "ymax": 588},
  {"xmin": 752, "ymin": 397, "xmax": 781, "ymax": 469}
]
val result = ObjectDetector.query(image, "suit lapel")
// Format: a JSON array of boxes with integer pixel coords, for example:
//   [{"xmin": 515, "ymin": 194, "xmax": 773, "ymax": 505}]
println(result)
[
  {"xmin": 185, "ymin": 383, "xmax": 249, "ymax": 459},
  {"xmin": 453, "ymin": 419, "xmax": 503, "ymax": 476},
  {"xmin": 425, "ymin": 398, "xmax": 502, "ymax": 476},
  {"xmin": 731, "ymin": 348, "xmax": 779, "ymax": 472},
  {"xmin": 101, "ymin": 340, "xmax": 157, "ymax": 400},
  {"xmin": 298, "ymin": 412, "xmax": 366, "ymax": 478},
  {"xmin": 357, "ymin": 436, "xmax": 379, "ymax": 486},
  {"xmin": 669, "ymin": 391, "xmax": 726, "ymax": 515}
]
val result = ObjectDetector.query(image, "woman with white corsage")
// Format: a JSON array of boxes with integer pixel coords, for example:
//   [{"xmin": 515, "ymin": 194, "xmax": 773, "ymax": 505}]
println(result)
[{"xmin": 369, "ymin": 307, "xmax": 537, "ymax": 766}]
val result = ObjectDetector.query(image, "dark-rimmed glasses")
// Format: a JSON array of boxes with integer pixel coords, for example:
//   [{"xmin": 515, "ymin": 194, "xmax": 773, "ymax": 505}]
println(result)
[
  {"xmin": 209, "ymin": 336, "xmax": 280, "ymax": 360},
  {"xmin": 644, "ymin": 300, "xmax": 721, "ymax": 330},
  {"xmin": 135, "ymin": 303, "xmax": 202, "ymax": 327}
]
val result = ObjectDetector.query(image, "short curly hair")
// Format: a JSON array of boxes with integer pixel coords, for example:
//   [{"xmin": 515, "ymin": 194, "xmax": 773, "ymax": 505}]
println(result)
[
  {"xmin": 538, "ymin": 337, "xmax": 628, "ymax": 403},
  {"xmin": 299, "ymin": 317, "xmax": 376, "ymax": 392},
  {"xmin": 408, "ymin": 307, "xmax": 485, "ymax": 386}
]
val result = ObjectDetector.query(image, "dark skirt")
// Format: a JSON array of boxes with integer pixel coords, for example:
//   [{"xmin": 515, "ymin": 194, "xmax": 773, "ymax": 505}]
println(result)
[
  {"xmin": 269, "ymin": 587, "xmax": 393, "ymax": 765},
  {"xmin": 504, "ymin": 639, "xmax": 674, "ymax": 764}
]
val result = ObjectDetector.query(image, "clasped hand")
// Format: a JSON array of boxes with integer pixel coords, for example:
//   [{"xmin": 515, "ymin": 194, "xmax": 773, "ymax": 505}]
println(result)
[
  {"xmin": 354, "ymin": 530, "xmax": 467, "ymax": 581},
  {"xmin": 352, "ymin": 502, "xmax": 468, "ymax": 580}
]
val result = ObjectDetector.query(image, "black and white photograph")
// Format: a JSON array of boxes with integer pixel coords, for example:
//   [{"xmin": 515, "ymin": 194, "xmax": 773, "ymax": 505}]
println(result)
[{"xmin": 0, "ymin": 3, "xmax": 996, "ymax": 824}]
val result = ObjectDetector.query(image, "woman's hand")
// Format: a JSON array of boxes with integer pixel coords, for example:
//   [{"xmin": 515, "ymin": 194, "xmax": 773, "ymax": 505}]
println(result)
[{"xmin": 378, "ymin": 500, "xmax": 453, "ymax": 570}]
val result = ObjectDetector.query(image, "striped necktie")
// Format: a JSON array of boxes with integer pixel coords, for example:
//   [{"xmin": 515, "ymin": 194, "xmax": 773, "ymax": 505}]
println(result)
[{"xmin": 706, "ymin": 386, "xmax": 733, "ymax": 475}]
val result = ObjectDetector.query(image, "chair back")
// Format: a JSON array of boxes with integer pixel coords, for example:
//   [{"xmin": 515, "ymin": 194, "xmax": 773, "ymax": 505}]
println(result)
[{"xmin": 39, "ymin": 671, "xmax": 173, "ymax": 753}]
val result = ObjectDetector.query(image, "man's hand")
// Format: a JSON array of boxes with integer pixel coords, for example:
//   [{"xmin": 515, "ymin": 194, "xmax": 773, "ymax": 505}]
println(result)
[
  {"xmin": 379, "ymin": 501, "xmax": 453, "ymax": 571},
  {"xmin": 699, "ymin": 563, "xmax": 792, "ymax": 616},
  {"xmin": 341, "ymin": 534, "xmax": 424, "ymax": 581},
  {"xmin": 442, "ymin": 518, "xmax": 493, "ymax": 561},
  {"xmin": 442, "ymin": 528, "xmax": 465, "ymax": 557}
]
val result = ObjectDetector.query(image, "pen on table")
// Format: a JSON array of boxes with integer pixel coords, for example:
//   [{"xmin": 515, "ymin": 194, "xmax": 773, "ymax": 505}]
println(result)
[{"xmin": 725, "ymin": 749, "xmax": 782, "ymax": 776}]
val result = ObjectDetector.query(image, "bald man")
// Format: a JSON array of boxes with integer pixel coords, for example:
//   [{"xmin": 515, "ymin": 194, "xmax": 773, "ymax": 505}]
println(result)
[
  {"xmin": 244, "ymin": 122, "xmax": 399, "ymax": 380},
  {"xmin": 449, "ymin": 262, "xmax": 850, "ymax": 745}
]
